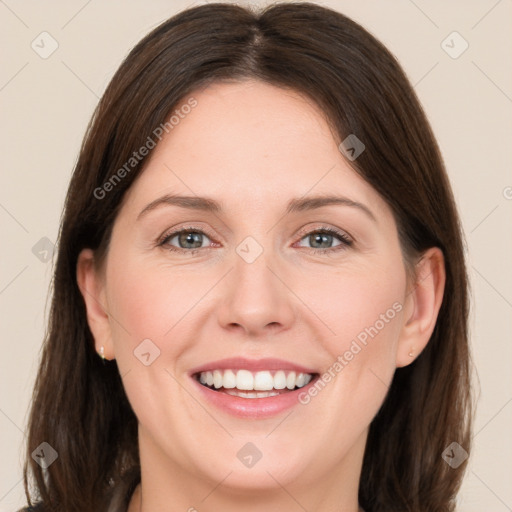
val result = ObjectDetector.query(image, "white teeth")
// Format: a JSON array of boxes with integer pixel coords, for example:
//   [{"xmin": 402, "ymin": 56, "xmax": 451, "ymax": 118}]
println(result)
[
  {"xmin": 223, "ymin": 369, "xmax": 236, "ymax": 389},
  {"xmin": 253, "ymin": 370, "xmax": 274, "ymax": 390},
  {"xmin": 296, "ymin": 373, "xmax": 307, "ymax": 388},
  {"xmin": 197, "ymin": 369, "xmax": 313, "ymax": 392},
  {"xmin": 273, "ymin": 370, "xmax": 287, "ymax": 389},
  {"xmin": 213, "ymin": 370, "xmax": 223, "ymax": 389},
  {"xmin": 236, "ymin": 369, "xmax": 254, "ymax": 390},
  {"xmin": 224, "ymin": 390, "xmax": 281, "ymax": 398},
  {"xmin": 286, "ymin": 371, "xmax": 296, "ymax": 390}
]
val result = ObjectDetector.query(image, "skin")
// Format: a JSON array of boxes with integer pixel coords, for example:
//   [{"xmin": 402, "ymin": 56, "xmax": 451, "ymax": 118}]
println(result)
[{"xmin": 77, "ymin": 80, "xmax": 445, "ymax": 512}]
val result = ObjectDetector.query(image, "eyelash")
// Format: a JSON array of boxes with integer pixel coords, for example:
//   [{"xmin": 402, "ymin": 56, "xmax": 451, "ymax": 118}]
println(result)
[{"xmin": 157, "ymin": 225, "xmax": 353, "ymax": 256}]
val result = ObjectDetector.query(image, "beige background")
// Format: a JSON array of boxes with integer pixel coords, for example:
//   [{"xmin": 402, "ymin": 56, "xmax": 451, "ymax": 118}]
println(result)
[{"xmin": 1, "ymin": 0, "xmax": 511, "ymax": 510}]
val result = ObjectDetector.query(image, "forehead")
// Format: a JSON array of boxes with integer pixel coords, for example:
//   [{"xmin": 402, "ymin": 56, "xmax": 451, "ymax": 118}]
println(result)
[
  {"xmin": 122, "ymin": 80, "xmax": 390, "ymax": 220},
  {"xmin": 163, "ymin": 80, "xmax": 337, "ymax": 171}
]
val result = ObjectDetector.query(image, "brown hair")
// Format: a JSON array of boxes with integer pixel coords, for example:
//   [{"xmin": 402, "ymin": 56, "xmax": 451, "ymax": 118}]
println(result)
[{"xmin": 22, "ymin": 2, "xmax": 473, "ymax": 511}]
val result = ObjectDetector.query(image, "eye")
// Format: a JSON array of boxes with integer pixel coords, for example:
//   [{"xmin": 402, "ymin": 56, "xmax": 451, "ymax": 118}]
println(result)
[
  {"xmin": 295, "ymin": 227, "xmax": 353, "ymax": 254},
  {"xmin": 159, "ymin": 227, "xmax": 214, "ymax": 254},
  {"xmin": 158, "ymin": 225, "xmax": 353, "ymax": 255}
]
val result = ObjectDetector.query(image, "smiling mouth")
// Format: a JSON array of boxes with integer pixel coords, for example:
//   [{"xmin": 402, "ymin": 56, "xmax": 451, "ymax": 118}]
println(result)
[{"xmin": 194, "ymin": 369, "xmax": 317, "ymax": 398}]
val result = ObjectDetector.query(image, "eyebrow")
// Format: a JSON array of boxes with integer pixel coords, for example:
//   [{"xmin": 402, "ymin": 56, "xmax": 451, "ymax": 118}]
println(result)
[{"xmin": 137, "ymin": 193, "xmax": 376, "ymax": 222}]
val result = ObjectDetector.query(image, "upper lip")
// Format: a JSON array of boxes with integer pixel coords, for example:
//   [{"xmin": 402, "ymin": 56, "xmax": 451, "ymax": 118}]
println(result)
[{"xmin": 189, "ymin": 357, "xmax": 318, "ymax": 376}]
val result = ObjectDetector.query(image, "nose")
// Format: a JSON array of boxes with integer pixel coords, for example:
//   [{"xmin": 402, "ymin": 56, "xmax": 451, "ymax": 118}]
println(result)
[{"xmin": 216, "ymin": 244, "xmax": 296, "ymax": 338}]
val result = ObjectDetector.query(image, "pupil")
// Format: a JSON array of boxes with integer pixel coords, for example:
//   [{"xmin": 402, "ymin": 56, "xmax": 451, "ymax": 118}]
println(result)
[
  {"xmin": 312, "ymin": 233, "xmax": 331, "ymax": 248},
  {"xmin": 180, "ymin": 232, "xmax": 202, "ymax": 248}
]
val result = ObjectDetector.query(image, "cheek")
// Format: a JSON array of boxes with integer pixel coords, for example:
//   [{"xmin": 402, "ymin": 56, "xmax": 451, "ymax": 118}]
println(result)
[
  {"xmin": 319, "ymin": 286, "xmax": 402, "ymax": 401},
  {"xmin": 306, "ymin": 261, "xmax": 406, "ymax": 410},
  {"xmin": 102, "ymin": 254, "xmax": 200, "ymax": 430},
  {"xmin": 308, "ymin": 263, "xmax": 405, "ymax": 356},
  {"xmin": 105, "ymin": 252, "xmax": 210, "ymax": 350}
]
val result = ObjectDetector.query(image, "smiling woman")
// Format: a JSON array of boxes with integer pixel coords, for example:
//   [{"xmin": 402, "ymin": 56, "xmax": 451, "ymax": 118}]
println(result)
[{"xmin": 20, "ymin": 2, "xmax": 473, "ymax": 512}]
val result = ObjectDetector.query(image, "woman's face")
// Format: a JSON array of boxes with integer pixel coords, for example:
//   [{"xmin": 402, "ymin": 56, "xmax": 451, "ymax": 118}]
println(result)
[{"xmin": 84, "ymin": 80, "xmax": 418, "ymax": 497}]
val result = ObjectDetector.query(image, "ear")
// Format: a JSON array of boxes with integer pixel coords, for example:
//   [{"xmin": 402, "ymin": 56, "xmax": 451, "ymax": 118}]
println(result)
[
  {"xmin": 76, "ymin": 248, "xmax": 115, "ymax": 360},
  {"xmin": 396, "ymin": 247, "xmax": 446, "ymax": 367}
]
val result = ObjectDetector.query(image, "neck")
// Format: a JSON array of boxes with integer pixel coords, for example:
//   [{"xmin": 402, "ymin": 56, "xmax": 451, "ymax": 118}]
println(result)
[{"xmin": 129, "ymin": 426, "xmax": 367, "ymax": 512}]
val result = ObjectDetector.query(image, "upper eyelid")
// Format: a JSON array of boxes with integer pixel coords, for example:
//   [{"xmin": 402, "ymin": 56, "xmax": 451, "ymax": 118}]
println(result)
[
  {"xmin": 159, "ymin": 225, "xmax": 216, "ymax": 245},
  {"xmin": 295, "ymin": 225, "xmax": 352, "ymax": 240}
]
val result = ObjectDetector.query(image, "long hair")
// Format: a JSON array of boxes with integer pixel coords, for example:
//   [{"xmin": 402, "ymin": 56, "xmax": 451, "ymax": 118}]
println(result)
[{"xmin": 23, "ymin": 3, "xmax": 473, "ymax": 511}]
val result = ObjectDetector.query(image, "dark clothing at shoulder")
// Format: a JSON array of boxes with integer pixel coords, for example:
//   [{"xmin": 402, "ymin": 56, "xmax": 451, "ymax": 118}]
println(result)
[
  {"xmin": 17, "ymin": 468, "xmax": 140, "ymax": 512},
  {"xmin": 17, "ymin": 505, "xmax": 44, "ymax": 512}
]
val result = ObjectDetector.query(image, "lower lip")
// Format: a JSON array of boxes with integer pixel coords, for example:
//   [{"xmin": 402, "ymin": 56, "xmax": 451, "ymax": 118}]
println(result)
[{"xmin": 191, "ymin": 376, "xmax": 318, "ymax": 418}]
